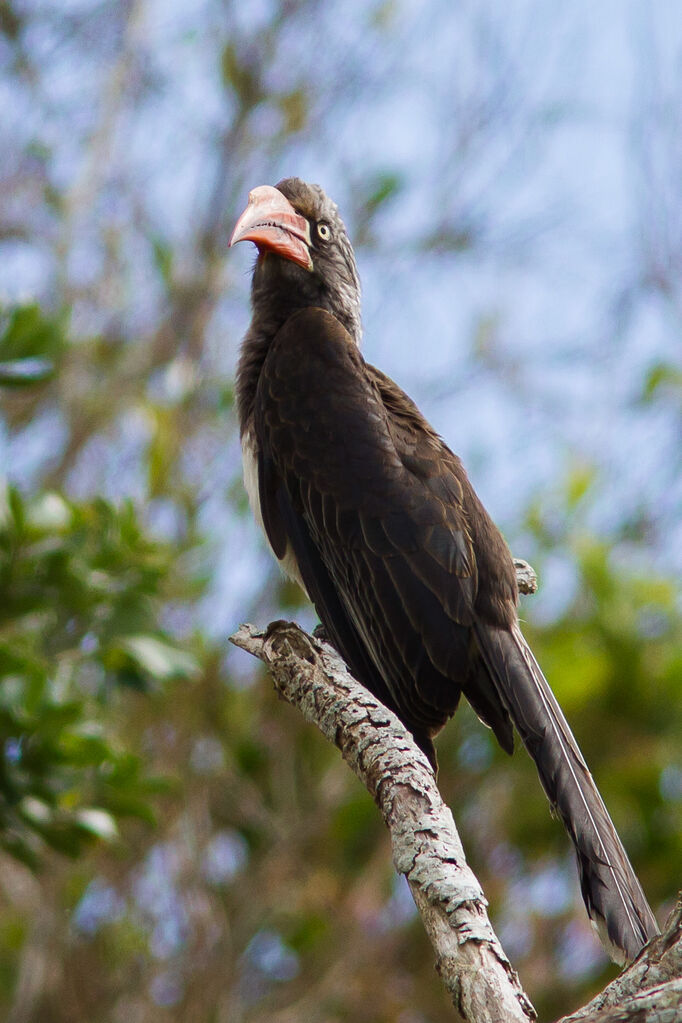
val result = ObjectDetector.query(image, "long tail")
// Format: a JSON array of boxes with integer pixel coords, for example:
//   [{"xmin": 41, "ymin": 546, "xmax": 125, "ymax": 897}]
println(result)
[{"xmin": 475, "ymin": 620, "xmax": 659, "ymax": 965}]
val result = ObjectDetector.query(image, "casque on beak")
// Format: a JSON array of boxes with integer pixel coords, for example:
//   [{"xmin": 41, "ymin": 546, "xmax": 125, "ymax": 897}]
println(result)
[{"xmin": 230, "ymin": 185, "xmax": 313, "ymax": 271}]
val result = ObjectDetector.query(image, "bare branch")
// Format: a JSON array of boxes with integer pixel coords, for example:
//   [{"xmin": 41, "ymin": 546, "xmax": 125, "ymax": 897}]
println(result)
[
  {"xmin": 230, "ymin": 553, "xmax": 677, "ymax": 1020},
  {"xmin": 558, "ymin": 899, "xmax": 682, "ymax": 1023},
  {"xmin": 514, "ymin": 557, "xmax": 538, "ymax": 594},
  {"xmin": 230, "ymin": 620, "xmax": 536, "ymax": 1023},
  {"xmin": 230, "ymin": 618, "xmax": 681, "ymax": 1021}
]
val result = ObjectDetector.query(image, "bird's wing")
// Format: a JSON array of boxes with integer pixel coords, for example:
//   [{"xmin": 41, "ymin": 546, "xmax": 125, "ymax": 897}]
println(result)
[{"xmin": 254, "ymin": 306, "xmax": 514, "ymax": 757}]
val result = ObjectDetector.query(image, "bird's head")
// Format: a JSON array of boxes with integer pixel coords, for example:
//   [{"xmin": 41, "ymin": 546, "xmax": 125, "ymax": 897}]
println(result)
[{"xmin": 230, "ymin": 178, "xmax": 362, "ymax": 344}]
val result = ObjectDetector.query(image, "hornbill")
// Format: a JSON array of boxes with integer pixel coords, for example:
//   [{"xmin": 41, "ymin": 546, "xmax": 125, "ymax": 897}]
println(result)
[{"xmin": 230, "ymin": 177, "xmax": 659, "ymax": 965}]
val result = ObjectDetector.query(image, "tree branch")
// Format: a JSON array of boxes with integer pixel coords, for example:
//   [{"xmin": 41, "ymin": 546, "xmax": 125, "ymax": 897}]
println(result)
[
  {"xmin": 513, "ymin": 558, "xmax": 538, "ymax": 595},
  {"xmin": 557, "ymin": 898, "xmax": 682, "ymax": 1023},
  {"xmin": 229, "ymin": 564, "xmax": 680, "ymax": 1023},
  {"xmin": 230, "ymin": 619, "xmax": 535, "ymax": 1023}
]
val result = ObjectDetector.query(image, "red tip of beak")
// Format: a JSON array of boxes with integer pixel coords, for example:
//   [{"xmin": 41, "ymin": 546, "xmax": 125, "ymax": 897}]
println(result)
[{"xmin": 230, "ymin": 185, "xmax": 312, "ymax": 271}]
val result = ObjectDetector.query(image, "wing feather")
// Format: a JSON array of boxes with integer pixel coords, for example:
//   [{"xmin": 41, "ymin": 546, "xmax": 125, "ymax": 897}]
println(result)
[{"xmin": 254, "ymin": 306, "xmax": 514, "ymax": 752}]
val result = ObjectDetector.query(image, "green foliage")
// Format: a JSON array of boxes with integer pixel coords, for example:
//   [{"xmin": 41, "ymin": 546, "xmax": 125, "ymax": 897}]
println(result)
[
  {"xmin": 150, "ymin": 235, "xmax": 174, "ymax": 290},
  {"xmin": 278, "ymin": 88, "xmax": 309, "ymax": 134},
  {"xmin": 0, "ymin": 485, "xmax": 197, "ymax": 867},
  {"xmin": 364, "ymin": 171, "xmax": 403, "ymax": 214},
  {"xmin": 0, "ymin": 304, "xmax": 66, "ymax": 386},
  {"xmin": 220, "ymin": 41, "xmax": 263, "ymax": 107},
  {"xmin": 640, "ymin": 360, "xmax": 682, "ymax": 404}
]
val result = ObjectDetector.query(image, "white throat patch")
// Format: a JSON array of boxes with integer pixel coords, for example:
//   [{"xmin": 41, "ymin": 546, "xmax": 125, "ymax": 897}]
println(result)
[{"xmin": 241, "ymin": 428, "xmax": 309, "ymax": 596}]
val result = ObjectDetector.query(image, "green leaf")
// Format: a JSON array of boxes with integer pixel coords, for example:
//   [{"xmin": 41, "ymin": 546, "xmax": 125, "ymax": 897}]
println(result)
[
  {"xmin": 0, "ymin": 356, "xmax": 54, "ymax": 386},
  {"xmin": 0, "ymin": 303, "xmax": 66, "ymax": 363},
  {"xmin": 119, "ymin": 635, "xmax": 199, "ymax": 681},
  {"xmin": 565, "ymin": 462, "xmax": 595, "ymax": 508},
  {"xmin": 365, "ymin": 171, "xmax": 403, "ymax": 213},
  {"xmin": 19, "ymin": 796, "xmax": 52, "ymax": 825},
  {"xmin": 151, "ymin": 235, "xmax": 174, "ymax": 288},
  {"xmin": 641, "ymin": 360, "xmax": 682, "ymax": 403},
  {"xmin": 220, "ymin": 42, "xmax": 261, "ymax": 106},
  {"xmin": 74, "ymin": 808, "xmax": 118, "ymax": 841},
  {"xmin": 25, "ymin": 493, "xmax": 72, "ymax": 531},
  {"xmin": 278, "ymin": 89, "xmax": 308, "ymax": 134}
]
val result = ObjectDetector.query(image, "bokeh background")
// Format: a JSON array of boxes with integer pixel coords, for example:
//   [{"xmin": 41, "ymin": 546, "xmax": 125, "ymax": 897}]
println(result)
[{"xmin": 1, "ymin": 2, "xmax": 681, "ymax": 1020}]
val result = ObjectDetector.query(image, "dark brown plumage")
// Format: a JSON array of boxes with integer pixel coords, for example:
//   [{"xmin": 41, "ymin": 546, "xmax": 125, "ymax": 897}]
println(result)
[{"xmin": 231, "ymin": 177, "xmax": 659, "ymax": 965}]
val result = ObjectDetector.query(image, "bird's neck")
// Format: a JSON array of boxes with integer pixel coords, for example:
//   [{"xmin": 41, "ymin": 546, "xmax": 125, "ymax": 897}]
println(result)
[{"xmin": 236, "ymin": 274, "xmax": 362, "ymax": 436}]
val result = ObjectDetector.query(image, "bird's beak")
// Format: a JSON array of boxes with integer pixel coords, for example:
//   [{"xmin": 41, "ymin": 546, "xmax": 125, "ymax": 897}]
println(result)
[{"xmin": 230, "ymin": 185, "xmax": 313, "ymax": 271}]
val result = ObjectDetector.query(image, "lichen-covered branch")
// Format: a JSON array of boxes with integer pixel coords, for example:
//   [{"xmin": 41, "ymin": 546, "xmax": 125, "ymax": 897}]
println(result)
[
  {"xmin": 230, "ymin": 552, "xmax": 677, "ymax": 1023},
  {"xmin": 557, "ymin": 898, "xmax": 682, "ymax": 1023},
  {"xmin": 230, "ymin": 620, "xmax": 536, "ymax": 1023},
  {"xmin": 513, "ymin": 558, "xmax": 538, "ymax": 595}
]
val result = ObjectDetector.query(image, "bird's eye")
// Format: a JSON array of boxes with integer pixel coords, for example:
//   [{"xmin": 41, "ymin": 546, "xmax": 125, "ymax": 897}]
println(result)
[{"xmin": 316, "ymin": 222, "xmax": 331, "ymax": 241}]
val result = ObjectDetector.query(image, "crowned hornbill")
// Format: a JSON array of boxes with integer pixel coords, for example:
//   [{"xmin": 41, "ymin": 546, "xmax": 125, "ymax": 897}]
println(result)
[{"xmin": 230, "ymin": 177, "xmax": 658, "ymax": 965}]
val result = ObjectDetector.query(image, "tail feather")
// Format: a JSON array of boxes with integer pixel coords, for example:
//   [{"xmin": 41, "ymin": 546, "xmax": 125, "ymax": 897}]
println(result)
[{"xmin": 475, "ymin": 620, "xmax": 659, "ymax": 965}]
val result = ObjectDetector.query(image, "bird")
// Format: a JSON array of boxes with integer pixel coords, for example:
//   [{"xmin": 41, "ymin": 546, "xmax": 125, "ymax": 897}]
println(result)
[{"xmin": 230, "ymin": 177, "xmax": 659, "ymax": 966}]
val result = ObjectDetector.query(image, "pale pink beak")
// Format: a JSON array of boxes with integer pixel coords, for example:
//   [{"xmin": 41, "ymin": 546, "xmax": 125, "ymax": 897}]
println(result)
[{"xmin": 230, "ymin": 185, "xmax": 312, "ymax": 271}]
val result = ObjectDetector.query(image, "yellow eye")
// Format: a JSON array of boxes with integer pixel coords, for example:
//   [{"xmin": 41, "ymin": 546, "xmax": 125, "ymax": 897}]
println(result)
[{"xmin": 317, "ymin": 222, "xmax": 331, "ymax": 241}]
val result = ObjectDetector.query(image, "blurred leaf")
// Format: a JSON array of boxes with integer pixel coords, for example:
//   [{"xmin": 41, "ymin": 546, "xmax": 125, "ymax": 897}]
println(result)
[
  {"xmin": 74, "ymin": 808, "xmax": 118, "ymax": 841},
  {"xmin": 565, "ymin": 462, "xmax": 595, "ymax": 508},
  {"xmin": 151, "ymin": 235, "xmax": 174, "ymax": 288},
  {"xmin": 19, "ymin": 796, "xmax": 52, "ymax": 825},
  {"xmin": 640, "ymin": 361, "xmax": 682, "ymax": 403},
  {"xmin": 118, "ymin": 635, "xmax": 199, "ymax": 682},
  {"xmin": 371, "ymin": 0, "xmax": 398, "ymax": 29},
  {"xmin": 0, "ymin": 303, "xmax": 66, "ymax": 363},
  {"xmin": 0, "ymin": 356, "xmax": 54, "ymax": 386},
  {"xmin": 0, "ymin": 1, "xmax": 22, "ymax": 41},
  {"xmin": 220, "ymin": 42, "xmax": 261, "ymax": 106},
  {"xmin": 278, "ymin": 88, "xmax": 308, "ymax": 133},
  {"xmin": 25, "ymin": 492, "xmax": 71, "ymax": 531},
  {"xmin": 146, "ymin": 406, "xmax": 179, "ymax": 497},
  {"xmin": 365, "ymin": 171, "xmax": 403, "ymax": 213}
]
